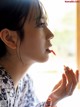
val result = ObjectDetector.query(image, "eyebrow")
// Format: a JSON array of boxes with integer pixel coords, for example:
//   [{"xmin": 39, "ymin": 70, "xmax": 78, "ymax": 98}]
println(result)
[{"xmin": 35, "ymin": 15, "xmax": 48, "ymax": 24}]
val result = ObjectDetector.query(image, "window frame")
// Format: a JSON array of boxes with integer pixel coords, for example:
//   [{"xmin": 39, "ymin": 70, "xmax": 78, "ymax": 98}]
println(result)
[{"xmin": 76, "ymin": 4, "xmax": 80, "ymax": 89}]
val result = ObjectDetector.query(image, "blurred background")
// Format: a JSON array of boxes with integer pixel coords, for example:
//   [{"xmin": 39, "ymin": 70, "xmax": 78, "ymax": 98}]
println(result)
[{"xmin": 28, "ymin": 0, "xmax": 80, "ymax": 107}]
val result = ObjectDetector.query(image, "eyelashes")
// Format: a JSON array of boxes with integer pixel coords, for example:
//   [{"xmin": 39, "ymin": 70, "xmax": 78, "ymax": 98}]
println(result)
[
  {"xmin": 36, "ymin": 22, "xmax": 46, "ymax": 27},
  {"xmin": 35, "ymin": 17, "xmax": 48, "ymax": 28}
]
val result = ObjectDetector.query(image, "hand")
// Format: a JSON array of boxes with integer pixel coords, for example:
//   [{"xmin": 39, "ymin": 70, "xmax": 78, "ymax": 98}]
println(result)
[{"xmin": 45, "ymin": 66, "xmax": 79, "ymax": 107}]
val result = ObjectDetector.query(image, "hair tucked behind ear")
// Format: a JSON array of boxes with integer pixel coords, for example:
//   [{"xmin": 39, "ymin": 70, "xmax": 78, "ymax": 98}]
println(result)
[
  {"xmin": 0, "ymin": 39, "xmax": 7, "ymax": 57},
  {"xmin": 0, "ymin": 0, "xmax": 32, "ymax": 58},
  {"xmin": 0, "ymin": 0, "xmax": 47, "ymax": 58}
]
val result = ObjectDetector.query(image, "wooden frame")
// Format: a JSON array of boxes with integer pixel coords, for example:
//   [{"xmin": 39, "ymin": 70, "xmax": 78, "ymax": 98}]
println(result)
[
  {"xmin": 77, "ymin": 4, "xmax": 80, "ymax": 69},
  {"xmin": 77, "ymin": 4, "xmax": 80, "ymax": 89}
]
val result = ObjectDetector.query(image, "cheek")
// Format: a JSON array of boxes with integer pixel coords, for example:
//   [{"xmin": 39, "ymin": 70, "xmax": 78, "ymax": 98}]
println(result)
[
  {"xmin": 20, "ymin": 36, "xmax": 45, "ymax": 56},
  {"xmin": 31, "ymin": 36, "xmax": 46, "ymax": 52},
  {"xmin": 19, "ymin": 38, "xmax": 48, "ymax": 63}
]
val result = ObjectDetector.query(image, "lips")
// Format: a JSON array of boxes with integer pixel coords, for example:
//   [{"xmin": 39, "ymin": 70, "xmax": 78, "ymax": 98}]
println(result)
[
  {"xmin": 46, "ymin": 49, "xmax": 51, "ymax": 53},
  {"xmin": 46, "ymin": 48, "xmax": 56, "ymax": 55},
  {"xmin": 46, "ymin": 42, "xmax": 56, "ymax": 55}
]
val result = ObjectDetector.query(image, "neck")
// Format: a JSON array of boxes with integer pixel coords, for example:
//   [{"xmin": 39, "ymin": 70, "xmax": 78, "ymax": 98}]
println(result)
[{"xmin": 0, "ymin": 55, "xmax": 34, "ymax": 89}]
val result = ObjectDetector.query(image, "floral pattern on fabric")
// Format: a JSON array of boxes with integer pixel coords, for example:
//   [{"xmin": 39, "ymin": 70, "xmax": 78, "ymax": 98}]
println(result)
[{"xmin": 0, "ymin": 66, "xmax": 45, "ymax": 107}]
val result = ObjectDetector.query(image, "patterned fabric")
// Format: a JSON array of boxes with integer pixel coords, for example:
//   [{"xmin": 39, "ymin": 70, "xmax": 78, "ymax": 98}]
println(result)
[{"xmin": 0, "ymin": 66, "xmax": 45, "ymax": 107}]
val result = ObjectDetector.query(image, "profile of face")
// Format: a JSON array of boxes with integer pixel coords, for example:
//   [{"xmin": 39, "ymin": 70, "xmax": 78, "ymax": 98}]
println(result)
[
  {"xmin": 0, "ymin": 0, "xmax": 54, "ymax": 64},
  {"xmin": 18, "ymin": 2, "xmax": 54, "ymax": 64}
]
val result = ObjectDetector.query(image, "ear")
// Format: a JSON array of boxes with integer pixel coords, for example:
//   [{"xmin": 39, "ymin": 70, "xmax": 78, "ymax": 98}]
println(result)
[{"xmin": 0, "ymin": 29, "xmax": 17, "ymax": 49}]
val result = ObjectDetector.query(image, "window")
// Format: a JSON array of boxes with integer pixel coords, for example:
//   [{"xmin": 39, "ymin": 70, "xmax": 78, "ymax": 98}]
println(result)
[{"xmin": 28, "ymin": 1, "xmax": 80, "ymax": 107}]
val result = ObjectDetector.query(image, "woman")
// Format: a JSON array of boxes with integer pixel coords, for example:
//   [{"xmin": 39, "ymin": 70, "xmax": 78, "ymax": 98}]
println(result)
[{"xmin": 0, "ymin": 0, "xmax": 79, "ymax": 107}]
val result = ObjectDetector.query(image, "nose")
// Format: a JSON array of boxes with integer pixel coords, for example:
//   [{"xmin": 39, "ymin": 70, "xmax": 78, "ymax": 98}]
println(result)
[{"xmin": 46, "ymin": 28, "xmax": 54, "ymax": 40}]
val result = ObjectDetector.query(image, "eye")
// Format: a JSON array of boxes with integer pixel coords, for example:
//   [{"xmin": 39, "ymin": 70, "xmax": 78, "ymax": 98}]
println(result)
[
  {"xmin": 35, "ymin": 18, "xmax": 47, "ymax": 28},
  {"xmin": 37, "ymin": 22, "xmax": 46, "ymax": 27}
]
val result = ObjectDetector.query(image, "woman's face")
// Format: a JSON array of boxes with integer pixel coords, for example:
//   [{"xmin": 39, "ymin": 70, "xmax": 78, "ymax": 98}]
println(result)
[{"xmin": 18, "ymin": 4, "xmax": 54, "ymax": 64}]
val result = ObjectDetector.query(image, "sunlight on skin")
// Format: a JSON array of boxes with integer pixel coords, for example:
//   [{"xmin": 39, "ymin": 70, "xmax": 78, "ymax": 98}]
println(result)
[{"xmin": 28, "ymin": 1, "xmax": 79, "ymax": 107}]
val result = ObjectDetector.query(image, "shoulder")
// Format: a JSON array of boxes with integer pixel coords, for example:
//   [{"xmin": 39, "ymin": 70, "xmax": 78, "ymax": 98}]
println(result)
[
  {"xmin": 0, "ymin": 66, "xmax": 14, "ymax": 89},
  {"xmin": 22, "ymin": 73, "xmax": 33, "ymax": 84},
  {"xmin": 19, "ymin": 73, "xmax": 33, "ymax": 90},
  {"xmin": 24, "ymin": 73, "xmax": 33, "ymax": 88},
  {"xmin": 0, "ymin": 67, "xmax": 15, "ymax": 107}
]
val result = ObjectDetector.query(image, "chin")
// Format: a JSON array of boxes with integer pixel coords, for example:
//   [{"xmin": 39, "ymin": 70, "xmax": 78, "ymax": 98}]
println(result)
[{"xmin": 37, "ymin": 56, "xmax": 49, "ymax": 63}]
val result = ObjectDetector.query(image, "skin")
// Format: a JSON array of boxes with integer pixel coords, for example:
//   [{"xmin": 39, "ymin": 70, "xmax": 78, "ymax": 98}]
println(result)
[
  {"xmin": 47, "ymin": 66, "xmax": 79, "ymax": 106},
  {"xmin": 0, "ymin": 9, "xmax": 54, "ymax": 88},
  {"xmin": 0, "ymin": 4, "xmax": 79, "ymax": 107}
]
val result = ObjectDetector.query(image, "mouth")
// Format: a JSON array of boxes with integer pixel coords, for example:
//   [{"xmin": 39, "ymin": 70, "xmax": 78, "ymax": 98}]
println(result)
[
  {"xmin": 46, "ymin": 49, "xmax": 56, "ymax": 55},
  {"xmin": 46, "ymin": 49, "xmax": 51, "ymax": 53}
]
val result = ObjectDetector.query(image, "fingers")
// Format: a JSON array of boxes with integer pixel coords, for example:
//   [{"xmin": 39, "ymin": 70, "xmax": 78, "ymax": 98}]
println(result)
[
  {"xmin": 64, "ymin": 67, "xmax": 74, "ymax": 95},
  {"xmin": 49, "ymin": 66, "xmax": 79, "ymax": 106},
  {"xmin": 51, "ymin": 73, "xmax": 67, "ymax": 99},
  {"xmin": 53, "ymin": 73, "xmax": 66, "ymax": 91},
  {"xmin": 52, "ymin": 80, "xmax": 62, "ymax": 91},
  {"xmin": 64, "ymin": 66, "xmax": 79, "ymax": 96},
  {"xmin": 61, "ymin": 73, "xmax": 66, "ymax": 88},
  {"xmin": 54, "ymin": 73, "xmax": 67, "ymax": 96},
  {"xmin": 75, "ymin": 70, "xmax": 79, "ymax": 82}
]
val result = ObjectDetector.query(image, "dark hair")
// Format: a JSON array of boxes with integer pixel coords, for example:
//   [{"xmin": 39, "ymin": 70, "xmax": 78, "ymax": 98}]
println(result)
[{"xmin": 0, "ymin": 0, "xmax": 47, "ymax": 58}]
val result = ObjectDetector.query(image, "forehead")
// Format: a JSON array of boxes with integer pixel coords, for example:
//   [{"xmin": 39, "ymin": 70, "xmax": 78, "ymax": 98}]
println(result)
[{"xmin": 27, "ymin": 0, "xmax": 47, "ymax": 22}]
